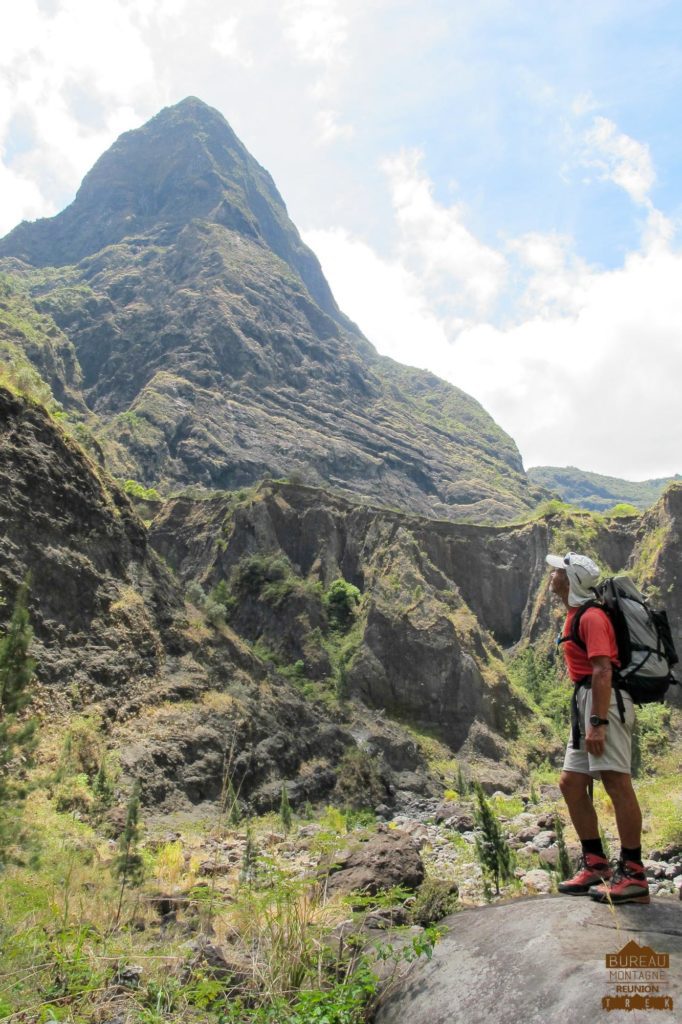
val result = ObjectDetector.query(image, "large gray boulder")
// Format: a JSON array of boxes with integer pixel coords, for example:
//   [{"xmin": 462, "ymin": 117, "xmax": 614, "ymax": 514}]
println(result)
[
  {"xmin": 374, "ymin": 896, "xmax": 682, "ymax": 1024},
  {"xmin": 325, "ymin": 829, "xmax": 424, "ymax": 897}
]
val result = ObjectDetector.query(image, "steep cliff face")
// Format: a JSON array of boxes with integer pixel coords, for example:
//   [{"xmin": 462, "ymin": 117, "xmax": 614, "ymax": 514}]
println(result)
[
  {"xmin": 151, "ymin": 481, "xmax": 665, "ymax": 750},
  {"xmin": 0, "ymin": 387, "xmax": 450, "ymax": 810},
  {"xmin": 0, "ymin": 98, "xmax": 541, "ymax": 523},
  {"xmin": 0, "ymin": 385, "xmax": 180, "ymax": 698}
]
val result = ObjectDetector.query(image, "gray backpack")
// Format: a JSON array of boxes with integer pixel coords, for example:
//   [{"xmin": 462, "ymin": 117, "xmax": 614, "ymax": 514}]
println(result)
[{"xmin": 569, "ymin": 576, "xmax": 678, "ymax": 705}]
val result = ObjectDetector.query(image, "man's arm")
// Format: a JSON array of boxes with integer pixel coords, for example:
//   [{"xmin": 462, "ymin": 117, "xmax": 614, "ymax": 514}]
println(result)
[{"xmin": 586, "ymin": 654, "xmax": 612, "ymax": 757}]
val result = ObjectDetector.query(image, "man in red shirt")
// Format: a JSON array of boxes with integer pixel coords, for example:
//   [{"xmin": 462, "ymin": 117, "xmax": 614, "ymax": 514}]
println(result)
[{"xmin": 547, "ymin": 551, "xmax": 649, "ymax": 904}]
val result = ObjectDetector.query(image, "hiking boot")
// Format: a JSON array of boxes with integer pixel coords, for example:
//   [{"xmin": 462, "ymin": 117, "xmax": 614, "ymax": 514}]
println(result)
[
  {"xmin": 558, "ymin": 854, "xmax": 612, "ymax": 895},
  {"xmin": 589, "ymin": 859, "xmax": 650, "ymax": 905}
]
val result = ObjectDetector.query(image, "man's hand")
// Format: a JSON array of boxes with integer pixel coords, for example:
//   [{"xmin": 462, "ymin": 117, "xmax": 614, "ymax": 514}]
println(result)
[{"xmin": 585, "ymin": 723, "xmax": 607, "ymax": 757}]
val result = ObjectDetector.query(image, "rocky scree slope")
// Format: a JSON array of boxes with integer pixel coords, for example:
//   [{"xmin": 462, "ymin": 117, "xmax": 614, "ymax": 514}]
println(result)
[{"xmin": 0, "ymin": 97, "xmax": 541, "ymax": 523}]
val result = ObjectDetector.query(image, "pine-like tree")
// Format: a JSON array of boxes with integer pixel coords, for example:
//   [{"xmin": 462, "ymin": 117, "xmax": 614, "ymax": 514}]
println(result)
[
  {"xmin": 280, "ymin": 782, "xmax": 292, "ymax": 833},
  {"xmin": 223, "ymin": 778, "xmax": 241, "ymax": 826},
  {"xmin": 554, "ymin": 813, "xmax": 572, "ymax": 881},
  {"xmin": 93, "ymin": 758, "xmax": 114, "ymax": 808},
  {"xmin": 240, "ymin": 821, "xmax": 258, "ymax": 886},
  {"xmin": 112, "ymin": 781, "xmax": 145, "ymax": 927},
  {"xmin": 456, "ymin": 764, "xmax": 469, "ymax": 798},
  {"xmin": 0, "ymin": 581, "xmax": 38, "ymax": 865},
  {"xmin": 473, "ymin": 784, "xmax": 514, "ymax": 896}
]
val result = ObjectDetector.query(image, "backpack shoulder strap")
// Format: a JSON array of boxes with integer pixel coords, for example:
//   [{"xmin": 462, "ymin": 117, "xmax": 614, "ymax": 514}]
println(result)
[{"xmin": 558, "ymin": 600, "xmax": 599, "ymax": 651}]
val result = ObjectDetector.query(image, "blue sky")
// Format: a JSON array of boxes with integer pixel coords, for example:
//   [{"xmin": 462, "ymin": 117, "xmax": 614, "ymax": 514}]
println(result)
[{"xmin": 2, "ymin": 0, "xmax": 682, "ymax": 479}]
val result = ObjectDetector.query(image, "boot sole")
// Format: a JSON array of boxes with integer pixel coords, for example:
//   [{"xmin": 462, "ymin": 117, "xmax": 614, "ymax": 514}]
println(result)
[
  {"xmin": 590, "ymin": 892, "xmax": 650, "ymax": 904},
  {"xmin": 559, "ymin": 876, "xmax": 611, "ymax": 896},
  {"xmin": 559, "ymin": 887, "xmax": 602, "ymax": 896}
]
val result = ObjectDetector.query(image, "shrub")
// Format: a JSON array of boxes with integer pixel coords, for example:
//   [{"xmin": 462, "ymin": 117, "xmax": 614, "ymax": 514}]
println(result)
[
  {"xmin": 409, "ymin": 877, "xmax": 459, "ymax": 926},
  {"xmin": 123, "ymin": 479, "xmax": 162, "ymax": 502},
  {"xmin": 606, "ymin": 503, "xmax": 640, "ymax": 517},
  {"xmin": 334, "ymin": 747, "xmax": 386, "ymax": 811},
  {"xmin": 186, "ymin": 581, "xmax": 206, "ymax": 607},
  {"xmin": 55, "ymin": 773, "xmax": 95, "ymax": 814},
  {"xmin": 231, "ymin": 554, "xmax": 297, "ymax": 608},
  {"xmin": 325, "ymin": 579, "xmax": 361, "ymax": 631}
]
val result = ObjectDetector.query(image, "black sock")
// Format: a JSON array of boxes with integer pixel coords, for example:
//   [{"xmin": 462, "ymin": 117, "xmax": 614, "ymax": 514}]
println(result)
[
  {"xmin": 621, "ymin": 846, "xmax": 642, "ymax": 866},
  {"xmin": 582, "ymin": 838, "xmax": 606, "ymax": 859}
]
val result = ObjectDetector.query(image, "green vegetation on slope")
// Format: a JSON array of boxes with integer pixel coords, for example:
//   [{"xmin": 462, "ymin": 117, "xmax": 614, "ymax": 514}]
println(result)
[{"xmin": 528, "ymin": 465, "xmax": 680, "ymax": 513}]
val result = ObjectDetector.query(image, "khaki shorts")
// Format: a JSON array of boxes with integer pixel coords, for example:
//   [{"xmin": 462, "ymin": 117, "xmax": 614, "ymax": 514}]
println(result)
[{"xmin": 562, "ymin": 686, "xmax": 635, "ymax": 778}]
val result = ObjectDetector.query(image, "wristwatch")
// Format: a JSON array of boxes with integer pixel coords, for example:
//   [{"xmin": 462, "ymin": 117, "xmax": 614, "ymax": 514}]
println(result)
[{"xmin": 589, "ymin": 715, "xmax": 609, "ymax": 727}]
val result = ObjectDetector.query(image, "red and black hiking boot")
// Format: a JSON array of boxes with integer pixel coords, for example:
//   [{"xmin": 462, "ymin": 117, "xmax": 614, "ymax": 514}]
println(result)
[
  {"xmin": 558, "ymin": 854, "xmax": 612, "ymax": 895},
  {"xmin": 589, "ymin": 859, "xmax": 650, "ymax": 905}
]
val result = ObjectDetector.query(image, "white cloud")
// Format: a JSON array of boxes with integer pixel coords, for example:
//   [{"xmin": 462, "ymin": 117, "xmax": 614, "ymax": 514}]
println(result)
[
  {"xmin": 303, "ymin": 226, "xmax": 451, "ymax": 371},
  {"xmin": 583, "ymin": 115, "xmax": 655, "ymax": 205},
  {"xmin": 212, "ymin": 15, "xmax": 254, "ymax": 66},
  {"xmin": 314, "ymin": 109, "xmax": 353, "ymax": 144},
  {"xmin": 453, "ymin": 242, "xmax": 682, "ymax": 477},
  {"xmin": 308, "ymin": 137, "xmax": 682, "ymax": 480},
  {"xmin": 280, "ymin": 0, "xmax": 348, "ymax": 65},
  {"xmin": 0, "ymin": 0, "xmax": 159, "ymax": 228},
  {"xmin": 0, "ymin": 161, "xmax": 53, "ymax": 234},
  {"xmin": 382, "ymin": 149, "xmax": 507, "ymax": 318}
]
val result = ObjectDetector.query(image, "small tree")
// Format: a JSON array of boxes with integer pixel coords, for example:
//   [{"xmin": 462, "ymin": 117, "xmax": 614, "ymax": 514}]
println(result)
[
  {"xmin": 473, "ymin": 784, "xmax": 514, "ymax": 896},
  {"xmin": 0, "ymin": 581, "xmax": 38, "ymax": 865},
  {"xmin": 240, "ymin": 821, "xmax": 258, "ymax": 887},
  {"xmin": 93, "ymin": 757, "xmax": 115, "ymax": 809},
  {"xmin": 112, "ymin": 781, "xmax": 145, "ymax": 927},
  {"xmin": 223, "ymin": 778, "xmax": 241, "ymax": 826},
  {"xmin": 456, "ymin": 763, "xmax": 469, "ymax": 798},
  {"xmin": 554, "ymin": 813, "xmax": 572, "ymax": 882},
  {"xmin": 280, "ymin": 783, "xmax": 292, "ymax": 833}
]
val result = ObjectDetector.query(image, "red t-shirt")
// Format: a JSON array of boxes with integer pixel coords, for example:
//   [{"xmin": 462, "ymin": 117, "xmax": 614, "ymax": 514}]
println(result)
[{"xmin": 560, "ymin": 606, "xmax": 620, "ymax": 682}]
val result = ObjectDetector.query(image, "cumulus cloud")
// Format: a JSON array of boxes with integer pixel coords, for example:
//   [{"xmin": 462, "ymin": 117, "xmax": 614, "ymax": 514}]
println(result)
[
  {"xmin": 314, "ymin": 109, "xmax": 353, "ymax": 144},
  {"xmin": 0, "ymin": 0, "xmax": 159, "ymax": 229},
  {"xmin": 382, "ymin": 149, "xmax": 507, "ymax": 318},
  {"xmin": 308, "ymin": 136, "xmax": 682, "ymax": 479},
  {"xmin": 280, "ymin": 0, "xmax": 348, "ymax": 65},
  {"xmin": 212, "ymin": 15, "xmax": 254, "ymax": 66},
  {"xmin": 303, "ymin": 226, "xmax": 452, "ymax": 371},
  {"xmin": 583, "ymin": 115, "xmax": 655, "ymax": 206}
]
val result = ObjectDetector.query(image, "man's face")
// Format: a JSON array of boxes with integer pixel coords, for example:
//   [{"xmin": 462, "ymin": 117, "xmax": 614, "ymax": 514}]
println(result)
[{"xmin": 549, "ymin": 566, "xmax": 570, "ymax": 602}]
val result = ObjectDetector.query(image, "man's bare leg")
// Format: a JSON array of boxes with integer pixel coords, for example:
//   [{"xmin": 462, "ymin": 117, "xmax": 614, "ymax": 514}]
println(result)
[
  {"xmin": 559, "ymin": 770, "xmax": 599, "ymax": 839},
  {"xmin": 600, "ymin": 770, "xmax": 642, "ymax": 849}
]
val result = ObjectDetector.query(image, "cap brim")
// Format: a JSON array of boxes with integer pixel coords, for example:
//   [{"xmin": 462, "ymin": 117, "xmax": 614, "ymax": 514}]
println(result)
[{"xmin": 546, "ymin": 554, "xmax": 565, "ymax": 568}]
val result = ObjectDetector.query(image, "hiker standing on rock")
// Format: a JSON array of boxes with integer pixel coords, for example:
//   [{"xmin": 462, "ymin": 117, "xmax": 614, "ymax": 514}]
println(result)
[{"xmin": 547, "ymin": 551, "xmax": 650, "ymax": 905}]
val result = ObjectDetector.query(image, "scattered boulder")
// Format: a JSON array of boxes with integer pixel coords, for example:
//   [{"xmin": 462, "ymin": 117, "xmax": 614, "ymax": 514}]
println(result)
[
  {"xmin": 530, "ymin": 830, "xmax": 556, "ymax": 850},
  {"xmin": 515, "ymin": 825, "xmax": 541, "ymax": 842},
  {"xmin": 444, "ymin": 813, "xmax": 476, "ymax": 833},
  {"xmin": 325, "ymin": 829, "xmax": 425, "ymax": 897},
  {"xmin": 537, "ymin": 847, "xmax": 560, "ymax": 869},
  {"xmin": 434, "ymin": 800, "xmax": 462, "ymax": 824},
  {"xmin": 520, "ymin": 869, "xmax": 554, "ymax": 894}
]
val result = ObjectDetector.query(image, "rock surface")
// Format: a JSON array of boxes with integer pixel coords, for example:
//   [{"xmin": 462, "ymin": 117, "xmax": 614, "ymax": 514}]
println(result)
[{"xmin": 374, "ymin": 896, "xmax": 682, "ymax": 1024}]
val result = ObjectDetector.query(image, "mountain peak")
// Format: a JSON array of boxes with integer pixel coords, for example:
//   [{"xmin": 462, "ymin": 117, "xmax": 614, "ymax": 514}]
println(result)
[{"xmin": 0, "ymin": 97, "xmax": 344, "ymax": 320}]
